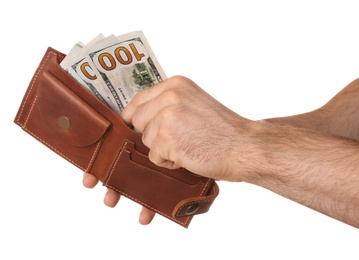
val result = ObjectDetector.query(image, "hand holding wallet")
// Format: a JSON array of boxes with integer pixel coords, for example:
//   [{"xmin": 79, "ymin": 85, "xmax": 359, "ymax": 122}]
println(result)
[{"xmin": 14, "ymin": 46, "xmax": 219, "ymax": 228}]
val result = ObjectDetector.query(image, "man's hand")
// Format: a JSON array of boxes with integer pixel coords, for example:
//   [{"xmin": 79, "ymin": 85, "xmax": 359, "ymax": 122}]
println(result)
[
  {"xmin": 81, "ymin": 75, "xmax": 246, "ymax": 224},
  {"xmin": 120, "ymin": 75, "xmax": 247, "ymax": 181}
]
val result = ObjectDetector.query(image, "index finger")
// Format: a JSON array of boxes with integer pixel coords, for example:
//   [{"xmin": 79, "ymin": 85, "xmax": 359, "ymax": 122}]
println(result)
[{"xmin": 120, "ymin": 78, "xmax": 169, "ymax": 125}]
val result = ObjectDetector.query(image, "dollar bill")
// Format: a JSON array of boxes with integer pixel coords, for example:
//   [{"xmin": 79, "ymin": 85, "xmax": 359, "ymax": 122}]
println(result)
[
  {"xmin": 84, "ymin": 31, "xmax": 166, "ymax": 112},
  {"xmin": 64, "ymin": 41, "xmax": 84, "ymax": 59},
  {"xmin": 60, "ymin": 34, "xmax": 121, "ymax": 114}
]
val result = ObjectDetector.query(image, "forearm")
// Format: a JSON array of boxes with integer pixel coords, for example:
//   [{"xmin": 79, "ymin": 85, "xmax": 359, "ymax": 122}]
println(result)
[
  {"xmin": 240, "ymin": 121, "xmax": 359, "ymax": 228},
  {"xmin": 264, "ymin": 109, "xmax": 357, "ymax": 140},
  {"xmin": 265, "ymin": 78, "xmax": 359, "ymax": 140}
]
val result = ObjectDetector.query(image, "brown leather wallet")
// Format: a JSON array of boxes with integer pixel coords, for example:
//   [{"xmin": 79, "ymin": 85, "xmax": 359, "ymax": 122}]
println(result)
[{"xmin": 14, "ymin": 47, "xmax": 219, "ymax": 228}]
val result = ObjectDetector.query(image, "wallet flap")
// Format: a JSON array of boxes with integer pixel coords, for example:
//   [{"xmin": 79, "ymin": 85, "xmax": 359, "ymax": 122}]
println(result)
[
  {"xmin": 37, "ymin": 71, "xmax": 111, "ymax": 147},
  {"xmin": 14, "ymin": 48, "xmax": 112, "ymax": 172}
]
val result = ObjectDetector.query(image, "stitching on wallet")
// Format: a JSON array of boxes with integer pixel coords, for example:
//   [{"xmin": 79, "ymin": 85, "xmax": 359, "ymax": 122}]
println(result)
[
  {"xmin": 105, "ymin": 142, "xmax": 190, "ymax": 226},
  {"xmin": 105, "ymin": 141, "xmax": 127, "ymax": 185},
  {"xmin": 200, "ymin": 178, "xmax": 211, "ymax": 197},
  {"xmin": 85, "ymin": 136, "xmax": 104, "ymax": 172},
  {"xmin": 23, "ymin": 128, "xmax": 85, "ymax": 171},
  {"xmin": 108, "ymin": 183, "xmax": 189, "ymax": 226},
  {"xmin": 22, "ymin": 126, "xmax": 103, "ymax": 172},
  {"xmin": 24, "ymin": 95, "xmax": 38, "ymax": 128},
  {"xmin": 17, "ymin": 51, "xmax": 54, "ymax": 126}
]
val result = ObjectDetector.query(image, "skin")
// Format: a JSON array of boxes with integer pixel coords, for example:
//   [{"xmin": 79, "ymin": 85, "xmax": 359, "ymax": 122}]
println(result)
[{"xmin": 83, "ymin": 75, "xmax": 359, "ymax": 228}]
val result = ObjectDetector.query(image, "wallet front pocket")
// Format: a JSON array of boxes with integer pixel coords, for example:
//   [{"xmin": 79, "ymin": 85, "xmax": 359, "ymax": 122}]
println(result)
[
  {"xmin": 16, "ymin": 69, "xmax": 111, "ymax": 172},
  {"xmin": 105, "ymin": 140, "xmax": 213, "ymax": 226}
]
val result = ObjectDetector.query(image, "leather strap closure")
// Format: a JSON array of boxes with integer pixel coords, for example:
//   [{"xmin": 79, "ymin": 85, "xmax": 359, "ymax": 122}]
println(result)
[{"xmin": 173, "ymin": 181, "xmax": 219, "ymax": 218}]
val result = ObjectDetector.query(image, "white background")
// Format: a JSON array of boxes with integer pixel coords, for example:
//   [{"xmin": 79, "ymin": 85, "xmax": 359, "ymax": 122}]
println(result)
[{"xmin": 1, "ymin": 1, "xmax": 358, "ymax": 259}]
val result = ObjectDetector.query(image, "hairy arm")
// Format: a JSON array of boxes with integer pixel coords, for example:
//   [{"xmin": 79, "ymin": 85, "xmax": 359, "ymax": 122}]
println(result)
[
  {"xmin": 246, "ymin": 78, "xmax": 359, "ymax": 228},
  {"xmin": 241, "ymin": 120, "xmax": 359, "ymax": 228},
  {"xmin": 266, "ymin": 78, "xmax": 359, "ymax": 139}
]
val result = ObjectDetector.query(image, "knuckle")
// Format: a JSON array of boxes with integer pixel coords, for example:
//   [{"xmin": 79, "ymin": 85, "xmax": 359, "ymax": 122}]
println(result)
[
  {"xmin": 160, "ymin": 89, "xmax": 181, "ymax": 104},
  {"xmin": 131, "ymin": 113, "xmax": 142, "ymax": 130},
  {"xmin": 141, "ymin": 130, "xmax": 150, "ymax": 148},
  {"xmin": 148, "ymin": 149, "xmax": 160, "ymax": 165},
  {"xmin": 170, "ymin": 75, "xmax": 190, "ymax": 85},
  {"xmin": 159, "ymin": 107, "xmax": 175, "ymax": 121}
]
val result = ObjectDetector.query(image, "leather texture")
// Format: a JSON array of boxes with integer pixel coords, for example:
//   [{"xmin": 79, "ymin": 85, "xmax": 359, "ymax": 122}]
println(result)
[{"xmin": 14, "ymin": 47, "xmax": 219, "ymax": 228}]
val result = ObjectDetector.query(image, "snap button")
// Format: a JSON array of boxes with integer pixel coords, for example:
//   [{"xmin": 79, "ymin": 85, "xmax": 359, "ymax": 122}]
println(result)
[
  {"xmin": 185, "ymin": 204, "xmax": 199, "ymax": 215},
  {"xmin": 58, "ymin": 116, "xmax": 71, "ymax": 130}
]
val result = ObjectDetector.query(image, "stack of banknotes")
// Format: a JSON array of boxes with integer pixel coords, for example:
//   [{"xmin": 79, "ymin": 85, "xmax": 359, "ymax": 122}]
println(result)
[{"xmin": 60, "ymin": 31, "xmax": 166, "ymax": 115}]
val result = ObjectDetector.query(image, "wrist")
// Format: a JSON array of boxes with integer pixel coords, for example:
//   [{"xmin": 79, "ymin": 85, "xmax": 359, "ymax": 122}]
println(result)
[
  {"xmin": 232, "ymin": 120, "xmax": 292, "ymax": 185},
  {"xmin": 229, "ymin": 119, "xmax": 269, "ymax": 183}
]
